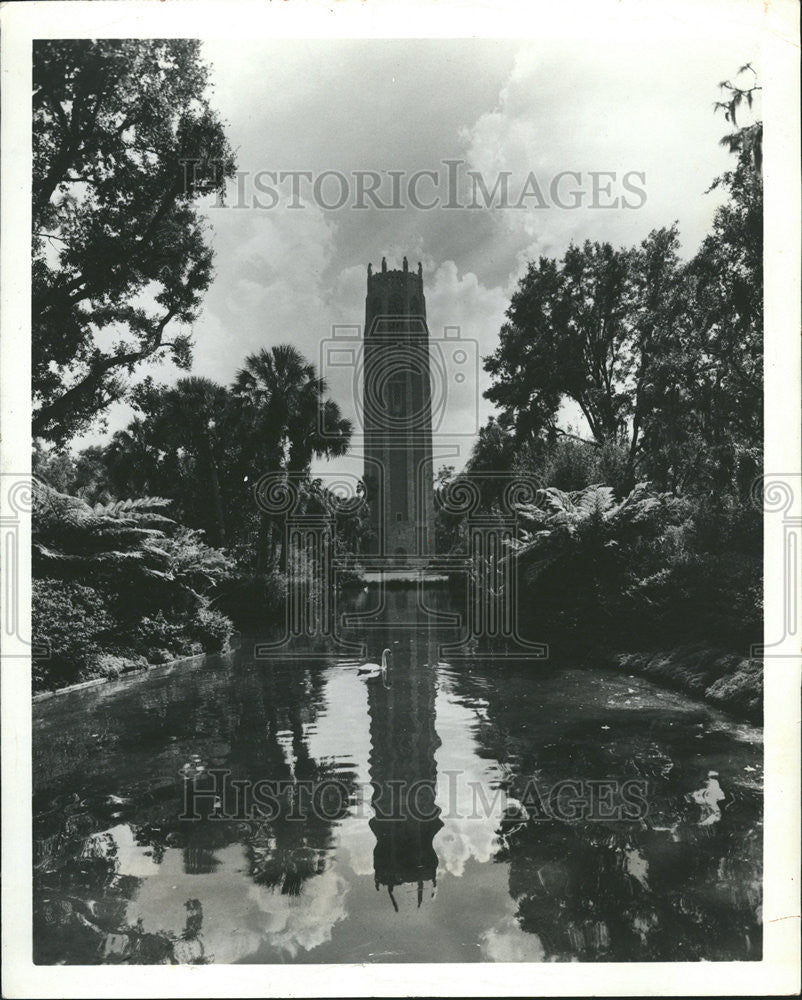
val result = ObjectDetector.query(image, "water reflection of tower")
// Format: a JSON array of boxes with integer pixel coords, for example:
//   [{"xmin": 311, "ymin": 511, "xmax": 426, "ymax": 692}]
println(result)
[{"xmin": 366, "ymin": 622, "xmax": 443, "ymax": 910}]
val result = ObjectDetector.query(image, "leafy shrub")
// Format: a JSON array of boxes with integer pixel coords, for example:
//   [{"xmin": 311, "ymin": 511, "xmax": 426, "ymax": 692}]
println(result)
[
  {"xmin": 625, "ymin": 492, "xmax": 761, "ymax": 648},
  {"xmin": 146, "ymin": 647, "xmax": 174, "ymax": 665},
  {"xmin": 32, "ymin": 579, "xmax": 113, "ymax": 690},
  {"xmin": 32, "ymin": 482, "xmax": 236, "ymax": 684},
  {"xmin": 631, "ymin": 552, "xmax": 761, "ymax": 648},
  {"xmin": 132, "ymin": 612, "xmax": 198, "ymax": 659},
  {"xmin": 191, "ymin": 606, "xmax": 234, "ymax": 652},
  {"xmin": 33, "ymin": 481, "xmax": 234, "ymax": 614},
  {"xmin": 510, "ymin": 480, "xmax": 761, "ymax": 655},
  {"xmin": 88, "ymin": 652, "xmax": 148, "ymax": 680},
  {"xmin": 705, "ymin": 657, "xmax": 762, "ymax": 720},
  {"xmin": 509, "ymin": 483, "xmax": 690, "ymax": 646}
]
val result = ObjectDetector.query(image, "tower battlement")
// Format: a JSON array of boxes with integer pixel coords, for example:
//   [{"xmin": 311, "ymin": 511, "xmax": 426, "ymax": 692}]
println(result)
[
  {"xmin": 367, "ymin": 256, "xmax": 424, "ymax": 284},
  {"xmin": 365, "ymin": 258, "xmax": 427, "ymax": 335},
  {"xmin": 367, "ymin": 269, "xmax": 423, "ymax": 289}
]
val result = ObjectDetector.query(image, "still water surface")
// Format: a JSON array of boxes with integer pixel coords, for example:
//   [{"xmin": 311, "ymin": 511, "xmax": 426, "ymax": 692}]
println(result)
[{"xmin": 33, "ymin": 587, "xmax": 762, "ymax": 964}]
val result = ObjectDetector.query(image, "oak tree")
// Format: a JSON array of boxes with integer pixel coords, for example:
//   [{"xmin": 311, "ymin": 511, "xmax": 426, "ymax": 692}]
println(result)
[{"xmin": 33, "ymin": 39, "xmax": 236, "ymax": 444}]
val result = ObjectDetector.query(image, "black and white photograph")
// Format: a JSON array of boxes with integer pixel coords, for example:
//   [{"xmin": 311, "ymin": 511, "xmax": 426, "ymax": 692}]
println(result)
[{"xmin": 1, "ymin": 0, "xmax": 799, "ymax": 996}]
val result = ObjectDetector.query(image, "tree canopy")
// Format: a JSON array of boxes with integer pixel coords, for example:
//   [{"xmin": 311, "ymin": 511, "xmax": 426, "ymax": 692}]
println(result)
[
  {"xmin": 37, "ymin": 345, "xmax": 355, "ymax": 568},
  {"xmin": 483, "ymin": 68, "xmax": 762, "ymax": 498},
  {"xmin": 32, "ymin": 39, "xmax": 236, "ymax": 444}
]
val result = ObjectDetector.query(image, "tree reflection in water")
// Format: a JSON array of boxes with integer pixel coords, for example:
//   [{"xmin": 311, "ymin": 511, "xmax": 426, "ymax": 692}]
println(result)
[
  {"xmin": 33, "ymin": 655, "xmax": 358, "ymax": 963},
  {"xmin": 32, "ymin": 584, "xmax": 763, "ymax": 963},
  {"xmin": 448, "ymin": 660, "xmax": 763, "ymax": 961}
]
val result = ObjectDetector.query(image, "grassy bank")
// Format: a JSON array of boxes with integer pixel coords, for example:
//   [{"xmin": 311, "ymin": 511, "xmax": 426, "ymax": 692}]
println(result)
[{"xmin": 610, "ymin": 644, "xmax": 762, "ymax": 723}]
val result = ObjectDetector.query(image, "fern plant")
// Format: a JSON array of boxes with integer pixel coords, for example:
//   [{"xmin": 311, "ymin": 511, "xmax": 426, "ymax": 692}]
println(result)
[
  {"xmin": 33, "ymin": 479, "xmax": 234, "ymax": 602},
  {"xmin": 509, "ymin": 483, "xmax": 688, "ymax": 572},
  {"xmin": 33, "ymin": 479, "xmax": 175, "ymax": 584},
  {"xmin": 32, "ymin": 479, "xmax": 236, "ymax": 687},
  {"xmin": 507, "ymin": 483, "xmax": 691, "ymax": 643},
  {"xmin": 155, "ymin": 526, "xmax": 235, "ymax": 597}
]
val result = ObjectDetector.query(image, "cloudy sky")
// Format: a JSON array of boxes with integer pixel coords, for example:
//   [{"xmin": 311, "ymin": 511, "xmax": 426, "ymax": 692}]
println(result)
[{"xmin": 80, "ymin": 25, "xmax": 760, "ymax": 478}]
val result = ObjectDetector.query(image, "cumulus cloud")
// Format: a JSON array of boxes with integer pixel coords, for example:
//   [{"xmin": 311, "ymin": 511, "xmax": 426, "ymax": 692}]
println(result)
[
  {"xmin": 125, "ymin": 841, "xmax": 349, "ymax": 963},
  {"xmin": 459, "ymin": 40, "xmax": 745, "ymax": 271},
  {"xmin": 199, "ymin": 198, "xmax": 340, "ymax": 375},
  {"xmin": 246, "ymin": 867, "xmax": 350, "ymax": 959},
  {"xmin": 71, "ymin": 34, "xmax": 758, "ymax": 460},
  {"xmin": 480, "ymin": 912, "xmax": 546, "ymax": 962}
]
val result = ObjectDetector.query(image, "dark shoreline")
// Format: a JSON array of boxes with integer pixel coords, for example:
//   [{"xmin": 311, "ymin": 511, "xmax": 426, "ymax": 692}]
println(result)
[
  {"xmin": 604, "ymin": 644, "xmax": 763, "ymax": 724},
  {"xmin": 31, "ymin": 651, "xmax": 211, "ymax": 703}
]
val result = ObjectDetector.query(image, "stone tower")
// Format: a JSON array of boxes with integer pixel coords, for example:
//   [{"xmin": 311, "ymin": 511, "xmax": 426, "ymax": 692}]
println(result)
[{"xmin": 363, "ymin": 257, "xmax": 435, "ymax": 560}]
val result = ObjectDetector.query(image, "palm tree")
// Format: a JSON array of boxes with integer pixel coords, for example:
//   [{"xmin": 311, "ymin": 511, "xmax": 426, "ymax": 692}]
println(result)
[
  {"xmin": 107, "ymin": 378, "xmax": 236, "ymax": 548},
  {"xmin": 232, "ymin": 345, "xmax": 352, "ymax": 568},
  {"xmin": 156, "ymin": 377, "xmax": 231, "ymax": 547},
  {"xmin": 104, "ymin": 417, "xmax": 162, "ymax": 499}
]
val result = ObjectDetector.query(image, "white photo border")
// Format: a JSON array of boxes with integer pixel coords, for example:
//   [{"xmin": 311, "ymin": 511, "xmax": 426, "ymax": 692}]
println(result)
[{"xmin": 2, "ymin": 1, "xmax": 799, "ymax": 996}]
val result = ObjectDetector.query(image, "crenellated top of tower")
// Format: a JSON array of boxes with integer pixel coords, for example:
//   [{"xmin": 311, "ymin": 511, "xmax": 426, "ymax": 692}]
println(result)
[{"xmin": 367, "ymin": 257, "xmax": 424, "ymax": 286}]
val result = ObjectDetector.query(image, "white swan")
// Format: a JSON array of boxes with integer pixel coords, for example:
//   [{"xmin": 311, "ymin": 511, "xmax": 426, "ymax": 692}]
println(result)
[{"xmin": 358, "ymin": 648, "xmax": 390, "ymax": 682}]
